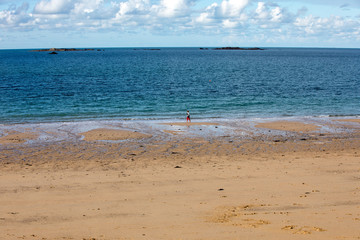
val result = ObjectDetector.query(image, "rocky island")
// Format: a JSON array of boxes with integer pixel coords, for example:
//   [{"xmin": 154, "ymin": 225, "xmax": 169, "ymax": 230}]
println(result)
[
  {"xmin": 133, "ymin": 48, "xmax": 161, "ymax": 51},
  {"xmin": 214, "ymin": 47, "xmax": 264, "ymax": 50},
  {"xmin": 31, "ymin": 48, "xmax": 95, "ymax": 52}
]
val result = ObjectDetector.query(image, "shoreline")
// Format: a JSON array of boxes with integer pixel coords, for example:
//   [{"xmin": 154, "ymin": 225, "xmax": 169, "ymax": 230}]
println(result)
[
  {"xmin": 0, "ymin": 117, "xmax": 359, "ymax": 239},
  {"xmin": 0, "ymin": 115, "xmax": 359, "ymax": 146}
]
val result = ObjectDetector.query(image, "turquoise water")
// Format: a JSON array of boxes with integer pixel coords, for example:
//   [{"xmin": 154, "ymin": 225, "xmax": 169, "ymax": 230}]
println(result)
[{"xmin": 0, "ymin": 48, "xmax": 359, "ymax": 124}]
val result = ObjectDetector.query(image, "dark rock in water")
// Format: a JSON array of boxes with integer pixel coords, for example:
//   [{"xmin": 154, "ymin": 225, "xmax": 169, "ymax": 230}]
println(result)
[
  {"xmin": 133, "ymin": 48, "xmax": 160, "ymax": 51},
  {"xmin": 32, "ymin": 48, "xmax": 95, "ymax": 52},
  {"xmin": 49, "ymin": 51, "xmax": 58, "ymax": 54},
  {"xmin": 214, "ymin": 47, "xmax": 264, "ymax": 50}
]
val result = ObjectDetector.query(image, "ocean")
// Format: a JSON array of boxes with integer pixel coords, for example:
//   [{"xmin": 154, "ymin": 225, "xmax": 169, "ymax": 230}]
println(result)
[{"xmin": 0, "ymin": 47, "xmax": 359, "ymax": 124}]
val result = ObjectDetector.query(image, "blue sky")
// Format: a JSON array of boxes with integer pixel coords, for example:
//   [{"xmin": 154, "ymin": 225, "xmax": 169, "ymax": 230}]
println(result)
[{"xmin": 0, "ymin": 0, "xmax": 359, "ymax": 49}]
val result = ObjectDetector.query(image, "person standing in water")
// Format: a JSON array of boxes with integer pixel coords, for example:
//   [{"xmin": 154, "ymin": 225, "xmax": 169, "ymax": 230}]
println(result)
[{"xmin": 186, "ymin": 110, "xmax": 191, "ymax": 122}]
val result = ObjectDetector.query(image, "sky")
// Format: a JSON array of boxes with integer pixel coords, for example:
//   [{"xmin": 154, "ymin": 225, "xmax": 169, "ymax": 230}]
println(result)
[{"xmin": 0, "ymin": 0, "xmax": 359, "ymax": 49}]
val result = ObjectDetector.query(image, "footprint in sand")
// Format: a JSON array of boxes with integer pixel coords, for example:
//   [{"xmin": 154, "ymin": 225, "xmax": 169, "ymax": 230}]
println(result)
[
  {"xmin": 208, "ymin": 204, "xmax": 270, "ymax": 228},
  {"xmin": 282, "ymin": 225, "xmax": 326, "ymax": 234},
  {"xmin": 232, "ymin": 218, "xmax": 270, "ymax": 228}
]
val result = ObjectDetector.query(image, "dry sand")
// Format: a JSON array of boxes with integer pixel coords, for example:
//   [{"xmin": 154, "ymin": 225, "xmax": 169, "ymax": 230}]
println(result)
[{"xmin": 0, "ymin": 120, "xmax": 360, "ymax": 240}]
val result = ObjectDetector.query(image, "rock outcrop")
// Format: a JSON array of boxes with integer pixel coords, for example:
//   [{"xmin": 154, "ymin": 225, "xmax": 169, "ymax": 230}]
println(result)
[{"xmin": 214, "ymin": 47, "xmax": 264, "ymax": 50}]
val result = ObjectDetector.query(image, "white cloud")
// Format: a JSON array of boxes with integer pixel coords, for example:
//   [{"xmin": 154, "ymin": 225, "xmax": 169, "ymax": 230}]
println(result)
[
  {"xmin": 33, "ymin": 0, "xmax": 74, "ymax": 14},
  {"xmin": 294, "ymin": 14, "xmax": 359, "ymax": 37},
  {"xmin": 194, "ymin": 3, "xmax": 216, "ymax": 25},
  {"xmin": 73, "ymin": 0, "xmax": 104, "ymax": 15},
  {"xmin": 270, "ymin": 6, "xmax": 282, "ymax": 22},
  {"xmin": 0, "ymin": 2, "xmax": 32, "ymax": 28},
  {"xmin": 255, "ymin": 2, "xmax": 267, "ymax": 18},
  {"xmin": 220, "ymin": 0, "xmax": 249, "ymax": 17},
  {"xmin": 194, "ymin": 0, "xmax": 249, "ymax": 28},
  {"xmin": 0, "ymin": 0, "xmax": 359, "ymax": 47},
  {"xmin": 222, "ymin": 19, "xmax": 238, "ymax": 28},
  {"xmin": 116, "ymin": 0, "xmax": 150, "ymax": 16},
  {"xmin": 112, "ymin": 0, "xmax": 152, "ymax": 30},
  {"xmin": 156, "ymin": 0, "xmax": 191, "ymax": 18},
  {"xmin": 255, "ymin": 2, "xmax": 285, "ymax": 23},
  {"xmin": 195, "ymin": 11, "xmax": 212, "ymax": 24}
]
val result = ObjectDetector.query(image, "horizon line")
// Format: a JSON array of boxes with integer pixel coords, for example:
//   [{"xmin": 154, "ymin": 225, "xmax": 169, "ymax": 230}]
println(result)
[{"xmin": 1, "ymin": 46, "xmax": 360, "ymax": 51}]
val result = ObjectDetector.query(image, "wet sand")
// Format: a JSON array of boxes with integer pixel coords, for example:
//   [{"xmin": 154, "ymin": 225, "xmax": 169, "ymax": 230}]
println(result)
[
  {"xmin": 81, "ymin": 128, "xmax": 151, "ymax": 141},
  {"xmin": 161, "ymin": 122, "xmax": 220, "ymax": 126},
  {"xmin": 0, "ymin": 119, "xmax": 360, "ymax": 240},
  {"xmin": 255, "ymin": 121, "xmax": 320, "ymax": 132},
  {"xmin": 0, "ymin": 130, "xmax": 39, "ymax": 145}
]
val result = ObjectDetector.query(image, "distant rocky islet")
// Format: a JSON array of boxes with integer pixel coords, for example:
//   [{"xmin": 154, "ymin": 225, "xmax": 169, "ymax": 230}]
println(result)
[
  {"xmin": 201, "ymin": 47, "xmax": 264, "ymax": 50},
  {"xmin": 31, "ymin": 48, "xmax": 104, "ymax": 54},
  {"xmin": 31, "ymin": 47, "xmax": 264, "ymax": 54}
]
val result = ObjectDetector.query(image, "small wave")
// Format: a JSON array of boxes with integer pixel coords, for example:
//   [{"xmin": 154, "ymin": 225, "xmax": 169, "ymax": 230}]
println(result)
[{"xmin": 328, "ymin": 114, "xmax": 360, "ymax": 118}]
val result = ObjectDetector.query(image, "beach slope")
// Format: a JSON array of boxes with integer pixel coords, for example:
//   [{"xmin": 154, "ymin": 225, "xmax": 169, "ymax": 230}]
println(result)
[{"xmin": 0, "ymin": 120, "xmax": 360, "ymax": 240}]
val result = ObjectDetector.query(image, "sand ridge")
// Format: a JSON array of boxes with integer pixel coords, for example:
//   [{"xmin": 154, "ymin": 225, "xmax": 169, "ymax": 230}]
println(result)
[
  {"xmin": 0, "ymin": 130, "xmax": 38, "ymax": 145},
  {"xmin": 255, "ymin": 121, "xmax": 320, "ymax": 133},
  {"xmin": 80, "ymin": 128, "xmax": 151, "ymax": 141}
]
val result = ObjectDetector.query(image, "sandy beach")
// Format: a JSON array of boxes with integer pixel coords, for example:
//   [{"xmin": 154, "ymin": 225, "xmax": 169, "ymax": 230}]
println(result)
[{"xmin": 0, "ymin": 118, "xmax": 360, "ymax": 240}]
